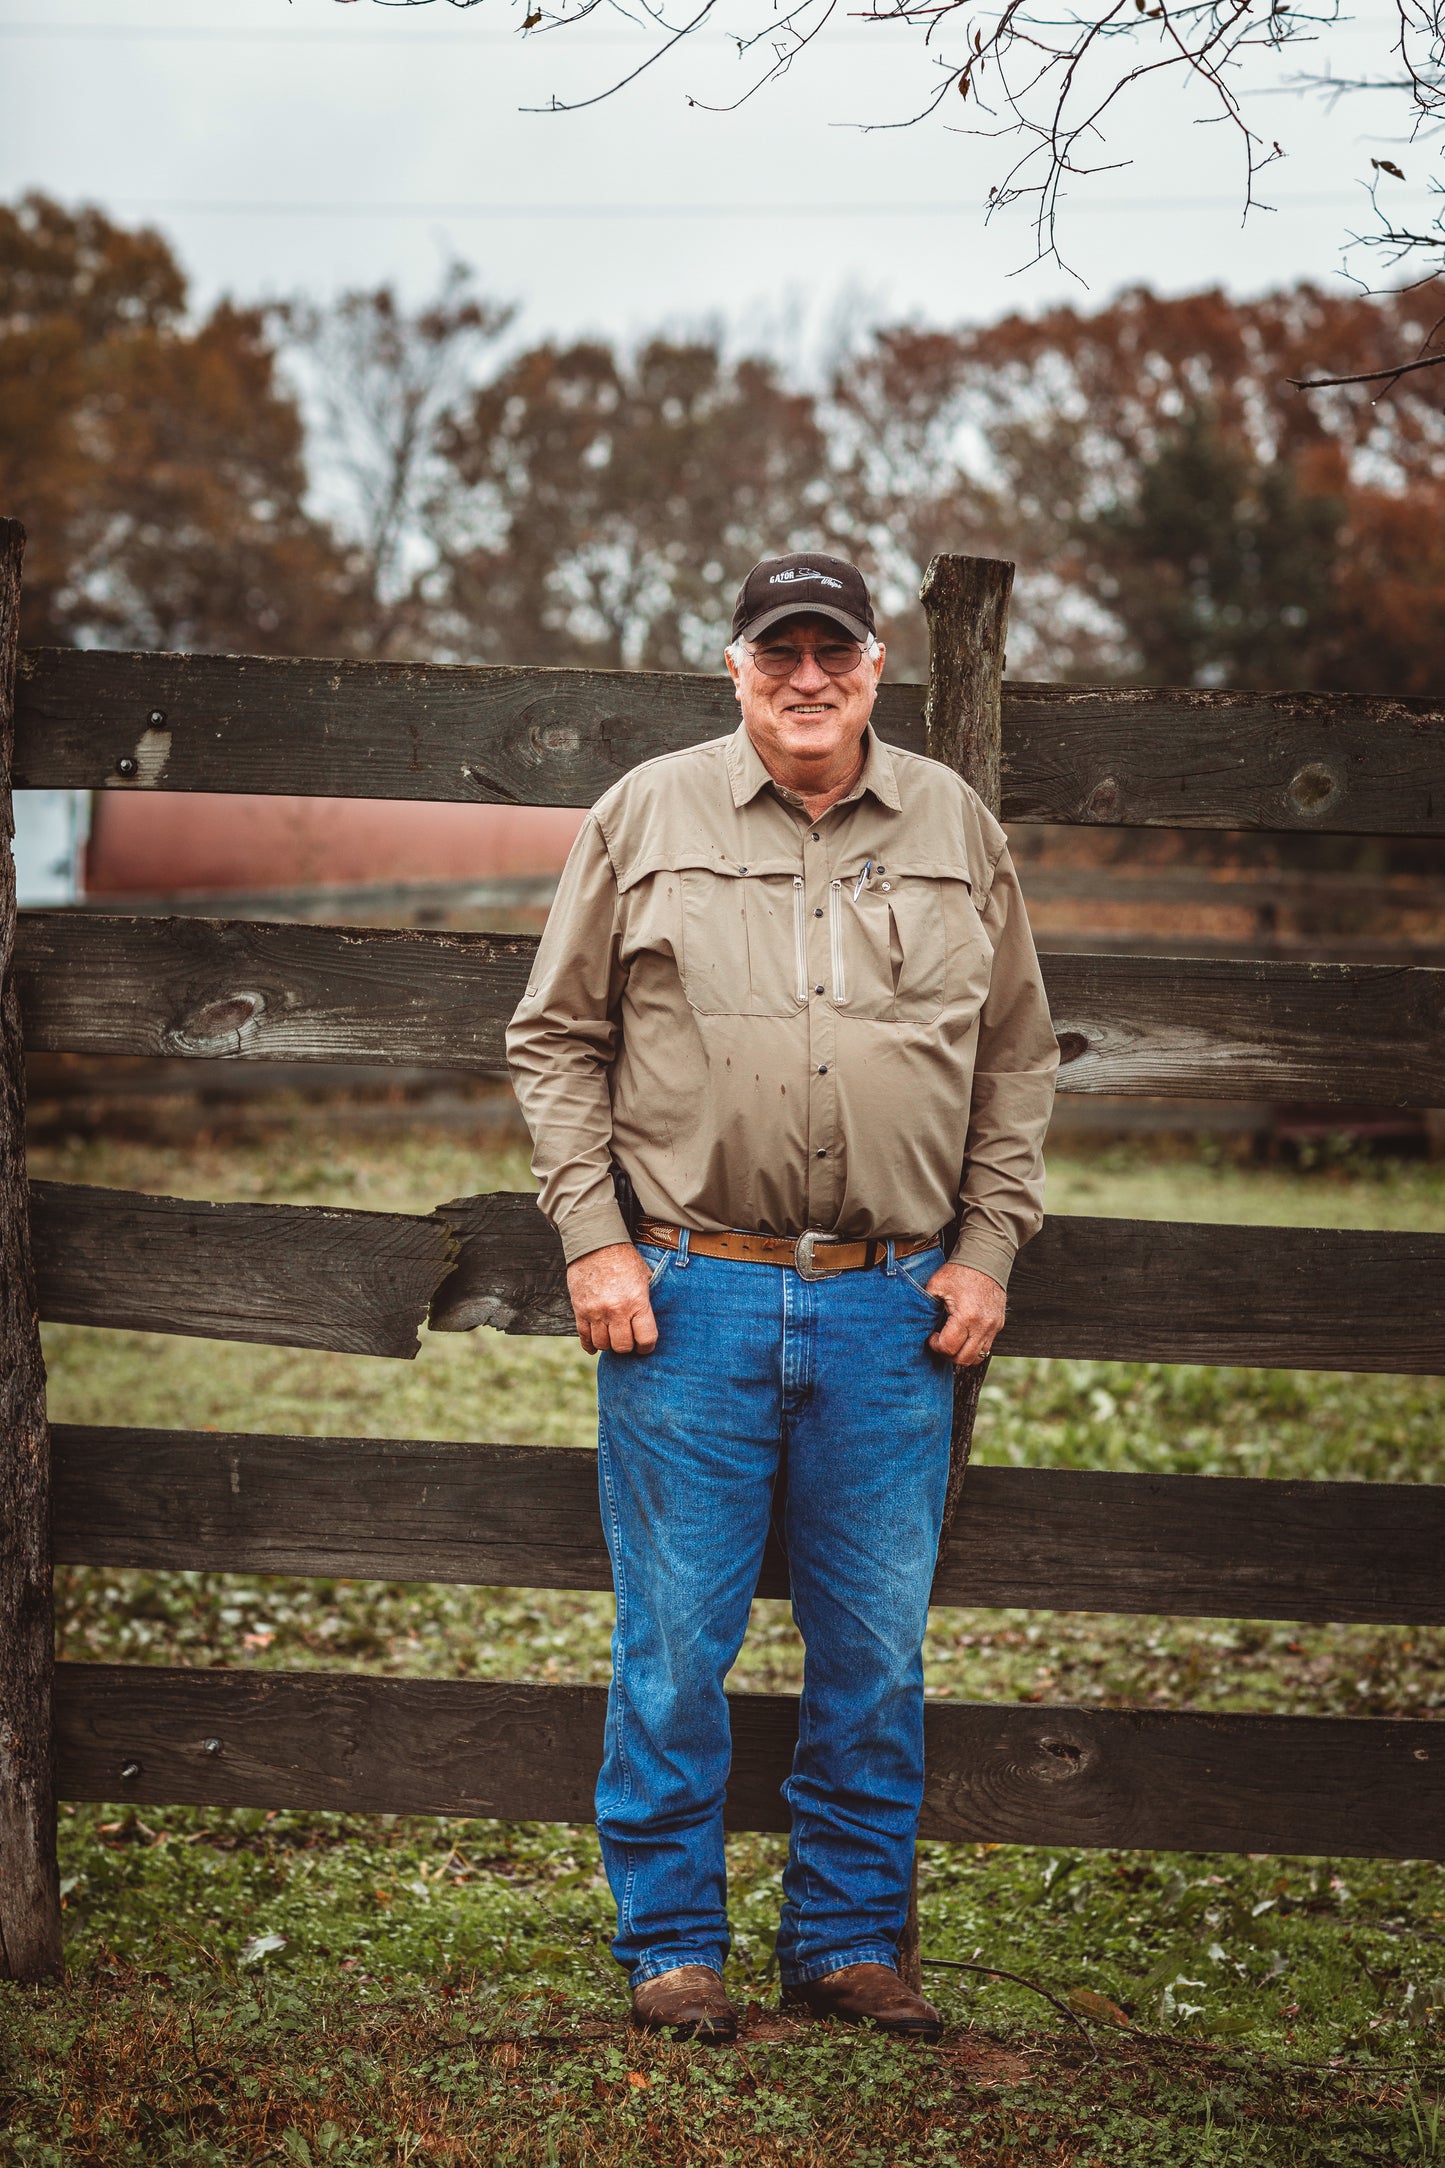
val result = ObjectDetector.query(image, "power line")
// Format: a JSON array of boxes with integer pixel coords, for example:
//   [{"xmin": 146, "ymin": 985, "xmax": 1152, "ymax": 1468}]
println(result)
[
  {"xmin": 102, "ymin": 192, "xmax": 1432, "ymax": 219},
  {"xmin": 1, "ymin": 20, "xmax": 889, "ymax": 45},
  {"xmin": 0, "ymin": 16, "xmax": 1403, "ymax": 43}
]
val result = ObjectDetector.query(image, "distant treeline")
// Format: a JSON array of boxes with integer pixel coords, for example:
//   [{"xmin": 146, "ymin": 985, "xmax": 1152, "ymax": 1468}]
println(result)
[{"xmin": 5, "ymin": 191, "xmax": 1444, "ymax": 696}]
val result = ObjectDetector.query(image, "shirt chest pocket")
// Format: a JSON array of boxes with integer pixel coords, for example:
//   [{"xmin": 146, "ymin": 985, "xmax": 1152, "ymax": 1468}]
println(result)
[
  {"xmin": 675, "ymin": 858, "xmax": 807, "ymax": 1018},
  {"xmin": 835, "ymin": 866, "xmax": 980, "ymax": 1024}
]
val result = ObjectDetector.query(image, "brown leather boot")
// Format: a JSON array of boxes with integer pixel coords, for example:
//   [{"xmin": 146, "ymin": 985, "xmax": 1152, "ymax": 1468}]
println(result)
[
  {"xmin": 630, "ymin": 1964, "xmax": 739, "ymax": 2042},
  {"xmin": 782, "ymin": 1962, "xmax": 943, "ymax": 2040}
]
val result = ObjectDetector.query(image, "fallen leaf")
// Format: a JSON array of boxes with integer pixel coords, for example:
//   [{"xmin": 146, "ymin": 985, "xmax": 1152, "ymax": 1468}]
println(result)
[{"xmin": 1067, "ymin": 1987, "xmax": 1131, "ymax": 2027}]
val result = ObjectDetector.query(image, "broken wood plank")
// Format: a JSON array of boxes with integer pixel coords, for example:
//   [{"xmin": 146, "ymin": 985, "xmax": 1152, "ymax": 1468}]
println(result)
[
  {"xmin": 29, "ymin": 1180, "xmax": 455, "ymax": 1357},
  {"xmin": 31, "ymin": 1182, "xmax": 1445, "ymax": 1371},
  {"xmin": 53, "ymin": 1664, "xmax": 1445, "ymax": 1857},
  {"xmin": 15, "ymin": 646, "xmax": 1445, "ymax": 834},
  {"xmin": 427, "ymin": 1192, "xmax": 1445, "ymax": 1374},
  {"xmin": 18, "ymin": 914, "xmax": 1445, "ymax": 1105},
  {"xmin": 50, "ymin": 1427, "xmax": 1445, "ymax": 1628}
]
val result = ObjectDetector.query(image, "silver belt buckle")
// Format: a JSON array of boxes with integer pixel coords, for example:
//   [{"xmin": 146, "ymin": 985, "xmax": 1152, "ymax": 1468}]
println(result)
[{"xmin": 793, "ymin": 1230, "xmax": 837, "ymax": 1281}]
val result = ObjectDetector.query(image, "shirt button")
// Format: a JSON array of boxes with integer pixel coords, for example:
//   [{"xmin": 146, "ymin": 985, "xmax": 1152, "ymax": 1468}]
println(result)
[
  {"xmin": 810, "ymin": 831, "xmax": 821, "ymax": 842},
  {"xmin": 814, "ymin": 907, "xmax": 823, "ymax": 918},
  {"xmin": 816, "ymin": 1148, "xmax": 827, "ymax": 1159},
  {"xmin": 817, "ymin": 1064, "xmax": 828, "ymax": 1075},
  {"xmin": 814, "ymin": 984, "xmax": 824, "ymax": 995}
]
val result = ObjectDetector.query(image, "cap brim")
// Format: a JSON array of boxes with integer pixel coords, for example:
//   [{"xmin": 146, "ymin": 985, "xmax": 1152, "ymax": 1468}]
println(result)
[{"xmin": 738, "ymin": 601, "xmax": 872, "ymax": 644}]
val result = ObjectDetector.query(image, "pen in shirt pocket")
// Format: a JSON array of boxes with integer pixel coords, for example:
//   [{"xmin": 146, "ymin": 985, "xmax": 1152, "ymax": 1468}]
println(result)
[{"xmin": 851, "ymin": 859, "xmax": 874, "ymax": 902}]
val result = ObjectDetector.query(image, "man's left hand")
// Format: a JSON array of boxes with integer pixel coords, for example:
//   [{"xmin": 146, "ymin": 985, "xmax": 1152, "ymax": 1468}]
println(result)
[{"xmin": 922, "ymin": 1263, "xmax": 1006, "ymax": 1367}]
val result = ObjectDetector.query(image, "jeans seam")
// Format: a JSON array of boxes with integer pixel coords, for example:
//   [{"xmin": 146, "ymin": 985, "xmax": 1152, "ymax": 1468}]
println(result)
[{"xmin": 596, "ymin": 1412, "xmax": 637, "ymax": 1947}]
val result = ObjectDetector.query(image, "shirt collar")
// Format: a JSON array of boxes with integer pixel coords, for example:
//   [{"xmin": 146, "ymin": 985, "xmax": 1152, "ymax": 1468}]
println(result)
[{"xmin": 725, "ymin": 721, "xmax": 902, "ymax": 814}]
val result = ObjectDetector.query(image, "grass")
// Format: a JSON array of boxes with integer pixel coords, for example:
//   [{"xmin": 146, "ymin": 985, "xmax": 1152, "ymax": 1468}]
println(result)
[{"xmin": 4, "ymin": 1123, "xmax": 1443, "ymax": 2164}]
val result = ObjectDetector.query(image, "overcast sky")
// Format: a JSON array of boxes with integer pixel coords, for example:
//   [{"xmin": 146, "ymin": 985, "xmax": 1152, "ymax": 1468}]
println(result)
[{"xmin": 1, "ymin": 0, "xmax": 1435, "ymax": 351}]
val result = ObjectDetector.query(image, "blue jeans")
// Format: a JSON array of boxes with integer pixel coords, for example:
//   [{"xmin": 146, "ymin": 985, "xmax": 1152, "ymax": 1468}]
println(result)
[{"xmin": 594, "ymin": 1235, "xmax": 953, "ymax": 1987}]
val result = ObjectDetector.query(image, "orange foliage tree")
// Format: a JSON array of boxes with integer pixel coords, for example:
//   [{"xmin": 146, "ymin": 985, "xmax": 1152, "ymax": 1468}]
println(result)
[
  {"xmin": 0, "ymin": 194, "xmax": 360, "ymax": 652},
  {"xmin": 830, "ymin": 282, "xmax": 1445, "ymax": 693}
]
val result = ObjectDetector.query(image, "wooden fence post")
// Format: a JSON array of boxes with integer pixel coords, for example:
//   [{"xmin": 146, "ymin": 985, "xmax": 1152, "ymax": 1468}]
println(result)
[
  {"xmin": 897, "ymin": 553, "xmax": 1015, "ymax": 1996},
  {"xmin": 0, "ymin": 517, "xmax": 61, "ymax": 1982}
]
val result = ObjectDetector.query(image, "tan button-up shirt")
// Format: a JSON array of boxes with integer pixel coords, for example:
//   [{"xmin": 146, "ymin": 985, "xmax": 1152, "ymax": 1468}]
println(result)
[{"xmin": 506, "ymin": 722, "xmax": 1059, "ymax": 1287}]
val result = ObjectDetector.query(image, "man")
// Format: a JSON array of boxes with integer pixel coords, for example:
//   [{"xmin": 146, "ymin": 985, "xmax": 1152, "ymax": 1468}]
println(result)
[{"xmin": 507, "ymin": 553, "xmax": 1058, "ymax": 2044}]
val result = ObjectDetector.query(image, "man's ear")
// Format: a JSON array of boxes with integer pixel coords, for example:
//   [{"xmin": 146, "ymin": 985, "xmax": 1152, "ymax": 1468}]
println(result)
[{"xmin": 724, "ymin": 646, "xmax": 743, "ymax": 703}]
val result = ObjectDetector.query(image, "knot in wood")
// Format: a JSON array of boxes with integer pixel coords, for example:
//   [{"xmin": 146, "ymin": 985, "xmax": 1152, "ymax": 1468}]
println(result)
[
  {"xmin": 1055, "ymin": 1031, "xmax": 1090, "ymax": 1066},
  {"xmin": 1287, "ymin": 762, "xmax": 1341, "ymax": 817},
  {"xmin": 1036, "ymin": 1734, "xmax": 1087, "ymax": 1781},
  {"xmin": 165, "ymin": 990, "xmax": 267, "ymax": 1056},
  {"xmin": 1082, "ymin": 776, "xmax": 1120, "ymax": 821},
  {"xmin": 528, "ymin": 721, "xmax": 581, "ymax": 757}
]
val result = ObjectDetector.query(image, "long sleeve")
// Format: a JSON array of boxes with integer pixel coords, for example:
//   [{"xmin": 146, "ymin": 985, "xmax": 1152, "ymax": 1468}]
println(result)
[
  {"xmin": 506, "ymin": 814, "xmax": 632, "ymax": 1264},
  {"xmin": 948, "ymin": 845, "xmax": 1059, "ymax": 1289}
]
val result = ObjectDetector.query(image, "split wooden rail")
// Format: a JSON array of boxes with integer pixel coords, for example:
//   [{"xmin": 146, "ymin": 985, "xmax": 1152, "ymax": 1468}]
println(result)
[{"xmin": 2, "ymin": 521, "xmax": 1443, "ymax": 1983}]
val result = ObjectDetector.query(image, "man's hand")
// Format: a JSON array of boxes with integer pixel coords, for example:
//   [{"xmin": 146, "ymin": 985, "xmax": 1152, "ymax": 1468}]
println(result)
[
  {"xmin": 566, "ymin": 1242, "xmax": 659, "ymax": 1356},
  {"xmin": 923, "ymin": 1262, "xmax": 1006, "ymax": 1367}
]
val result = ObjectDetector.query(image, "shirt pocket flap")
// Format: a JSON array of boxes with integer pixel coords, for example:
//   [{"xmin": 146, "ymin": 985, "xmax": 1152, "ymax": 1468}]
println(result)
[
  {"xmin": 614, "ymin": 847, "xmax": 797, "ymax": 896},
  {"xmin": 844, "ymin": 862, "xmax": 981, "ymax": 1023}
]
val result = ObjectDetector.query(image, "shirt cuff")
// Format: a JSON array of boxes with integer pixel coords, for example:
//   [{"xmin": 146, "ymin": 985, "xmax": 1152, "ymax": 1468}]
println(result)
[
  {"xmin": 946, "ymin": 1226, "xmax": 1018, "ymax": 1291},
  {"xmin": 556, "ymin": 1195, "xmax": 634, "ymax": 1266}
]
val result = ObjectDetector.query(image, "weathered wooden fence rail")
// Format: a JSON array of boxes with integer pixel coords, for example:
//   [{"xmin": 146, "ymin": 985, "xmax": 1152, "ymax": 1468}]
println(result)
[
  {"xmin": 2, "ymin": 526, "xmax": 1442, "ymax": 1984},
  {"xmin": 54, "ymin": 1668, "xmax": 1443, "ymax": 1858},
  {"xmin": 16, "ymin": 644, "xmax": 1445, "ymax": 833},
  {"xmin": 17, "ymin": 914, "xmax": 1445, "ymax": 1103},
  {"xmin": 51, "ymin": 1428, "xmax": 1445, "ymax": 1626},
  {"xmin": 27, "ymin": 1180, "xmax": 1445, "ymax": 1370}
]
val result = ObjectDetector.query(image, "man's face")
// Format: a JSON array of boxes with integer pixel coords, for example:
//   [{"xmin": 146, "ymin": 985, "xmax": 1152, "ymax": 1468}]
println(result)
[{"xmin": 725, "ymin": 613, "xmax": 885, "ymax": 784}]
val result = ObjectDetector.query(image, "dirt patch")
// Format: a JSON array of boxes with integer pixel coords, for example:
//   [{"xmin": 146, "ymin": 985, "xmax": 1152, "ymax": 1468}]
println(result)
[{"xmin": 938, "ymin": 2038, "xmax": 1035, "ymax": 2087}]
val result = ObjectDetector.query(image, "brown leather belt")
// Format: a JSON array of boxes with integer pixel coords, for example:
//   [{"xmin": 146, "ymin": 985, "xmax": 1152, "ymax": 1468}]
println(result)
[{"xmin": 635, "ymin": 1219, "xmax": 938, "ymax": 1283}]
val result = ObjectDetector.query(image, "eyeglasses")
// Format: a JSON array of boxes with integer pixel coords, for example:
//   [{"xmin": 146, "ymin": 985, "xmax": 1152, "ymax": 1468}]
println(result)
[{"xmin": 745, "ymin": 639, "xmax": 868, "ymax": 679}]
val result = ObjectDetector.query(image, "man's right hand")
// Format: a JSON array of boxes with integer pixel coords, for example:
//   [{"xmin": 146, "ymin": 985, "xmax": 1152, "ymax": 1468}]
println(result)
[{"xmin": 566, "ymin": 1243, "xmax": 659, "ymax": 1356}]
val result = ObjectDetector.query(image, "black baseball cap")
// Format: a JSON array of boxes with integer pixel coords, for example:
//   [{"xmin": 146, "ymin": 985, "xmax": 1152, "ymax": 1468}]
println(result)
[{"xmin": 732, "ymin": 553, "xmax": 876, "ymax": 645}]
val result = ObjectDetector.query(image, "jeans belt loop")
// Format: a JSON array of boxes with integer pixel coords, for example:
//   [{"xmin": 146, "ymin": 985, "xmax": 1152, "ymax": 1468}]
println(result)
[
  {"xmin": 885, "ymin": 1237, "xmax": 897, "ymax": 1277},
  {"xmin": 676, "ymin": 1226, "xmax": 692, "ymax": 1268}
]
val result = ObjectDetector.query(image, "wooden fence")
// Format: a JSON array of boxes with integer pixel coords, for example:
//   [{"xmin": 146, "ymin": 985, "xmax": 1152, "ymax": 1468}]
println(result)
[{"xmin": 2, "ymin": 521, "xmax": 1443, "ymax": 1985}]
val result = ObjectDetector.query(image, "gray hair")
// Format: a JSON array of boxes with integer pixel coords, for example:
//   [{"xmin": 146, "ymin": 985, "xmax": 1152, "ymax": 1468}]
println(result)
[{"xmin": 728, "ymin": 631, "xmax": 881, "ymax": 668}]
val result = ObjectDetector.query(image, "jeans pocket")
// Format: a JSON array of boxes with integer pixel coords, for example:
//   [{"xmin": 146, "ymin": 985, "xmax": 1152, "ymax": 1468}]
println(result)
[
  {"xmin": 895, "ymin": 1249, "xmax": 946, "ymax": 1313},
  {"xmin": 638, "ymin": 1243, "xmax": 672, "ymax": 1292}
]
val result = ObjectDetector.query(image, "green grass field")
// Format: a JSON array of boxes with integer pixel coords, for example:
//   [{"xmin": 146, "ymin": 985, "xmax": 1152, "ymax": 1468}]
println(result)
[{"xmin": 4, "ymin": 1126, "xmax": 1443, "ymax": 2165}]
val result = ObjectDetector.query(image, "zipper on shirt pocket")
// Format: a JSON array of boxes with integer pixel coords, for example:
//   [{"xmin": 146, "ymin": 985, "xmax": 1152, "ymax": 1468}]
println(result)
[
  {"xmin": 829, "ymin": 880, "xmax": 847, "ymax": 1004},
  {"xmin": 792, "ymin": 876, "xmax": 809, "ymax": 1005}
]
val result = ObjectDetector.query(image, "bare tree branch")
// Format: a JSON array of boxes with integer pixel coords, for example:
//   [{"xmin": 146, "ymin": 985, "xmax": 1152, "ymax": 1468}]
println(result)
[
  {"xmin": 1289, "ymin": 346, "xmax": 1445, "ymax": 389},
  {"xmin": 358, "ymin": 0, "xmax": 1445, "ymax": 318}
]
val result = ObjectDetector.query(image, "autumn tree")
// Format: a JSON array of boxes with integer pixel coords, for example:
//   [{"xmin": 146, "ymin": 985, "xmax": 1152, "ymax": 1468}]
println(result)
[
  {"xmin": 427, "ymin": 335, "xmax": 836, "ymax": 669},
  {"xmin": 0, "ymin": 193, "xmax": 359, "ymax": 652},
  {"xmin": 280, "ymin": 269, "xmax": 514, "ymax": 656},
  {"xmin": 828, "ymin": 282, "xmax": 1445, "ymax": 692}
]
